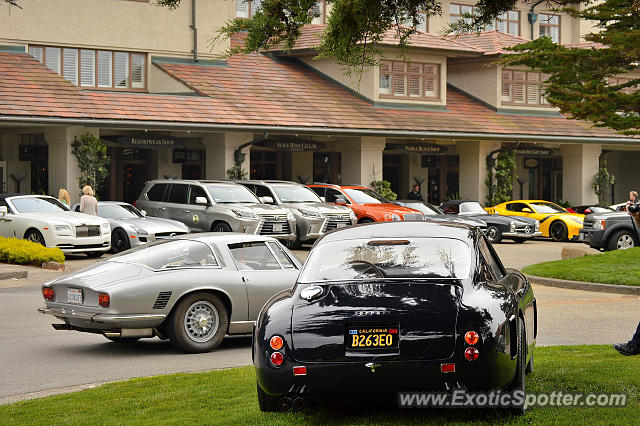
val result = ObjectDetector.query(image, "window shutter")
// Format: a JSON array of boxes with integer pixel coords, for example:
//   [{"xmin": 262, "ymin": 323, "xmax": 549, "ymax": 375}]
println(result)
[
  {"xmin": 80, "ymin": 49, "xmax": 95, "ymax": 87},
  {"xmin": 526, "ymin": 72, "xmax": 540, "ymax": 104},
  {"xmin": 250, "ymin": 0, "xmax": 262, "ymax": 17},
  {"xmin": 114, "ymin": 52, "xmax": 129, "ymax": 88},
  {"xmin": 311, "ymin": 1, "xmax": 323, "ymax": 23},
  {"xmin": 28, "ymin": 46, "xmax": 43, "ymax": 63},
  {"xmin": 424, "ymin": 64, "xmax": 438, "ymax": 98},
  {"xmin": 131, "ymin": 53, "xmax": 145, "ymax": 88},
  {"xmin": 62, "ymin": 48, "xmax": 78, "ymax": 85},
  {"xmin": 501, "ymin": 70, "xmax": 512, "ymax": 101},
  {"xmin": 379, "ymin": 61, "xmax": 391, "ymax": 95},
  {"xmin": 97, "ymin": 51, "xmax": 112, "ymax": 87},
  {"xmin": 409, "ymin": 63, "xmax": 421, "ymax": 97},
  {"xmin": 512, "ymin": 71, "xmax": 525, "ymax": 103},
  {"xmin": 45, "ymin": 47, "xmax": 61, "ymax": 74},
  {"xmin": 236, "ymin": 0, "xmax": 248, "ymax": 18},
  {"xmin": 393, "ymin": 62, "xmax": 406, "ymax": 96}
]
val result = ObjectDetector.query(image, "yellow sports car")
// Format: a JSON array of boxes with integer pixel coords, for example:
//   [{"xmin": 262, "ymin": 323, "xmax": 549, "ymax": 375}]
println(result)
[{"xmin": 487, "ymin": 200, "xmax": 584, "ymax": 242}]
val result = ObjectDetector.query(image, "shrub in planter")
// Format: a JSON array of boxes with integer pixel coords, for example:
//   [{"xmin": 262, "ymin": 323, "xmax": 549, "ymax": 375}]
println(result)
[{"xmin": 0, "ymin": 237, "xmax": 65, "ymax": 266}]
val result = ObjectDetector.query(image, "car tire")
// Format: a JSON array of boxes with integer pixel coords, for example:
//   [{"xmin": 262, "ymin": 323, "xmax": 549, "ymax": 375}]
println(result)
[
  {"xmin": 486, "ymin": 225, "xmax": 502, "ymax": 244},
  {"xmin": 525, "ymin": 352, "xmax": 534, "ymax": 375},
  {"xmin": 257, "ymin": 382, "xmax": 281, "ymax": 412},
  {"xmin": 508, "ymin": 317, "xmax": 527, "ymax": 414},
  {"xmin": 104, "ymin": 336, "xmax": 140, "ymax": 344},
  {"xmin": 212, "ymin": 222, "xmax": 232, "ymax": 233},
  {"xmin": 607, "ymin": 230, "xmax": 637, "ymax": 251},
  {"xmin": 167, "ymin": 292, "xmax": 228, "ymax": 353},
  {"xmin": 86, "ymin": 251, "xmax": 104, "ymax": 258},
  {"xmin": 25, "ymin": 229, "xmax": 46, "ymax": 246},
  {"xmin": 549, "ymin": 221, "xmax": 568, "ymax": 242},
  {"xmin": 513, "ymin": 237, "xmax": 527, "ymax": 244},
  {"xmin": 111, "ymin": 228, "xmax": 130, "ymax": 253},
  {"xmin": 358, "ymin": 218, "xmax": 374, "ymax": 224}
]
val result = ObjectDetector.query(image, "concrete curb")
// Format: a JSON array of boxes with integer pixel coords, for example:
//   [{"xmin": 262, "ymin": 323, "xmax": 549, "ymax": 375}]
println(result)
[
  {"xmin": 0, "ymin": 270, "xmax": 28, "ymax": 280},
  {"xmin": 526, "ymin": 274, "xmax": 640, "ymax": 295}
]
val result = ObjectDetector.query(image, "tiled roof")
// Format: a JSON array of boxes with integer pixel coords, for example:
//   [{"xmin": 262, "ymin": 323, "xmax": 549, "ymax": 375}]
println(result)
[
  {"xmin": 446, "ymin": 30, "xmax": 530, "ymax": 55},
  {"xmin": 563, "ymin": 41, "xmax": 607, "ymax": 49},
  {"xmin": 0, "ymin": 51, "xmax": 633, "ymax": 141}
]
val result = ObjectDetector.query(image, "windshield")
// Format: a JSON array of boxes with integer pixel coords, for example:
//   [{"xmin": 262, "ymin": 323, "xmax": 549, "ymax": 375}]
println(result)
[
  {"xmin": 459, "ymin": 202, "xmax": 487, "ymax": 214},
  {"xmin": 343, "ymin": 188, "xmax": 389, "ymax": 204},
  {"xmin": 530, "ymin": 202, "xmax": 567, "ymax": 213},
  {"xmin": 299, "ymin": 237, "xmax": 471, "ymax": 282},
  {"xmin": 402, "ymin": 202, "xmax": 441, "ymax": 215},
  {"xmin": 588, "ymin": 207, "xmax": 614, "ymax": 214},
  {"xmin": 272, "ymin": 185, "xmax": 322, "ymax": 203},
  {"xmin": 98, "ymin": 204, "xmax": 141, "ymax": 219},
  {"xmin": 10, "ymin": 197, "xmax": 69, "ymax": 213},
  {"xmin": 206, "ymin": 184, "xmax": 260, "ymax": 203},
  {"xmin": 109, "ymin": 239, "xmax": 218, "ymax": 269}
]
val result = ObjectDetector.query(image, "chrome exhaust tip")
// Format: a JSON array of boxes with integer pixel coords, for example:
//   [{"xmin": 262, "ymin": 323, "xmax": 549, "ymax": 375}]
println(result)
[
  {"xmin": 292, "ymin": 397, "xmax": 306, "ymax": 411},
  {"xmin": 278, "ymin": 397, "xmax": 292, "ymax": 411}
]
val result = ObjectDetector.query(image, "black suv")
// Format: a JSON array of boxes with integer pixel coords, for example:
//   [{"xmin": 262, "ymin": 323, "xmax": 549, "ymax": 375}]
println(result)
[{"xmin": 579, "ymin": 212, "xmax": 639, "ymax": 251}]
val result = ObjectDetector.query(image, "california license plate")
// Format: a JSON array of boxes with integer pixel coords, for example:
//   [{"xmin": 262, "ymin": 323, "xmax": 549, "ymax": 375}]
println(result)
[
  {"xmin": 336, "ymin": 223, "xmax": 347, "ymax": 228},
  {"xmin": 579, "ymin": 233, "xmax": 585, "ymax": 241},
  {"xmin": 272, "ymin": 224, "xmax": 283, "ymax": 232},
  {"xmin": 346, "ymin": 325, "xmax": 399, "ymax": 350},
  {"xmin": 67, "ymin": 288, "xmax": 83, "ymax": 304}
]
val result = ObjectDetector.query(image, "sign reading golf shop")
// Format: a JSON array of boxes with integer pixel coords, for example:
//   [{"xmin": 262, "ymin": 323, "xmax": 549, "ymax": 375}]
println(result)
[{"xmin": 514, "ymin": 146, "xmax": 553, "ymax": 157}]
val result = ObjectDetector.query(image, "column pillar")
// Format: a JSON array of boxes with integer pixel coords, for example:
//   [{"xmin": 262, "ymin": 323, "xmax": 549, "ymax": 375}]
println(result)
[
  {"xmin": 341, "ymin": 136, "xmax": 386, "ymax": 187},
  {"xmin": 560, "ymin": 143, "xmax": 601, "ymax": 205},
  {"xmin": 457, "ymin": 140, "xmax": 501, "ymax": 203},
  {"xmin": 203, "ymin": 132, "xmax": 253, "ymax": 179},
  {"xmin": 45, "ymin": 126, "xmax": 94, "ymax": 205}
]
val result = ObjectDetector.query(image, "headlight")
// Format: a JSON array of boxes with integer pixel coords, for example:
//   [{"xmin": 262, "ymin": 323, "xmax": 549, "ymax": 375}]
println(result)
[
  {"xmin": 391, "ymin": 214, "xmax": 401, "ymax": 221},
  {"xmin": 232, "ymin": 209, "xmax": 257, "ymax": 219},
  {"xmin": 571, "ymin": 218, "xmax": 584, "ymax": 225},
  {"xmin": 592, "ymin": 218, "xmax": 605, "ymax": 230},
  {"xmin": 534, "ymin": 220, "xmax": 540, "ymax": 231},
  {"xmin": 297, "ymin": 209, "xmax": 322, "ymax": 218},
  {"xmin": 510, "ymin": 221, "xmax": 516, "ymax": 232},
  {"xmin": 286, "ymin": 211, "xmax": 294, "ymax": 220},
  {"xmin": 54, "ymin": 225, "xmax": 72, "ymax": 235},
  {"xmin": 101, "ymin": 222, "xmax": 111, "ymax": 233},
  {"xmin": 348, "ymin": 210, "xmax": 357, "ymax": 221},
  {"xmin": 132, "ymin": 226, "xmax": 148, "ymax": 236}
]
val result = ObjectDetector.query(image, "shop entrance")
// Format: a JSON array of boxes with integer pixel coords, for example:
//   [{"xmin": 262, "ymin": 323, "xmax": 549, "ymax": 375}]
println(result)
[
  {"xmin": 250, "ymin": 150, "xmax": 292, "ymax": 180},
  {"xmin": 425, "ymin": 155, "xmax": 459, "ymax": 204},
  {"xmin": 523, "ymin": 157, "xmax": 562, "ymax": 201},
  {"xmin": 313, "ymin": 152, "xmax": 341, "ymax": 184},
  {"xmin": 118, "ymin": 148, "xmax": 151, "ymax": 204},
  {"xmin": 383, "ymin": 153, "xmax": 403, "ymax": 196}
]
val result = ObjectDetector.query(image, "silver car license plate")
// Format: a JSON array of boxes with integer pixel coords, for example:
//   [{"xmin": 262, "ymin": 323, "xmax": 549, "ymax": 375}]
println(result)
[
  {"xmin": 67, "ymin": 288, "xmax": 83, "ymax": 304},
  {"xmin": 579, "ymin": 233, "xmax": 584, "ymax": 241},
  {"xmin": 272, "ymin": 224, "xmax": 283, "ymax": 232}
]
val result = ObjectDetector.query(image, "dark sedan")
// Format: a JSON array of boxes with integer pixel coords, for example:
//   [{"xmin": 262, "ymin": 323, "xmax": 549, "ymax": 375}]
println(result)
[
  {"xmin": 440, "ymin": 200, "xmax": 541, "ymax": 244},
  {"xmin": 254, "ymin": 221, "xmax": 536, "ymax": 413},
  {"xmin": 393, "ymin": 200, "xmax": 487, "ymax": 231}
]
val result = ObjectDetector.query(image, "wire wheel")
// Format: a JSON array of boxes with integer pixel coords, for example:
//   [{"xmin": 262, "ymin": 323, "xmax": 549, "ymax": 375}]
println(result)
[
  {"xmin": 25, "ymin": 230, "xmax": 45, "ymax": 246},
  {"xmin": 183, "ymin": 300, "xmax": 219, "ymax": 343}
]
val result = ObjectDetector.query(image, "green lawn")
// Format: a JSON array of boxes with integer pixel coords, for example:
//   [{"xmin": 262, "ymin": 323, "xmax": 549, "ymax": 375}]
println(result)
[
  {"xmin": 1, "ymin": 346, "xmax": 638, "ymax": 425},
  {"xmin": 522, "ymin": 247, "xmax": 640, "ymax": 286}
]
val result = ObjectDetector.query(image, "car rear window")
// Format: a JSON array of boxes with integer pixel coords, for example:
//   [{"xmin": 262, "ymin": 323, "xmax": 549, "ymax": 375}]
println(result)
[
  {"xmin": 299, "ymin": 237, "xmax": 471, "ymax": 282},
  {"xmin": 109, "ymin": 240, "xmax": 218, "ymax": 269}
]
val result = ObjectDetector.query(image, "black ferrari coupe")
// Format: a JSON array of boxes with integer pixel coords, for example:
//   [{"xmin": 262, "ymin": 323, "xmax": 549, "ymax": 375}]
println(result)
[{"xmin": 253, "ymin": 221, "xmax": 536, "ymax": 412}]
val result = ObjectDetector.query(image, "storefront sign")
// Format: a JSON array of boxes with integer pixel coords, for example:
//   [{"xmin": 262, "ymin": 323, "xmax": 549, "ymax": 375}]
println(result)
[
  {"xmin": 102, "ymin": 135, "xmax": 185, "ymax": 148},
  {"xmin": 173, "ymin": 149, "xmax": 202, "ymax": 163},
  {"xmin": 387, "ymin": 142, "xmax": 448, "ymax": 155},
  {"xmin": 260, "ymin": 139, "xmax": 326, "ymax": 152},
  {"xmin": 514, "ymin": 146, "xmax": 553, "ymax": 157}
]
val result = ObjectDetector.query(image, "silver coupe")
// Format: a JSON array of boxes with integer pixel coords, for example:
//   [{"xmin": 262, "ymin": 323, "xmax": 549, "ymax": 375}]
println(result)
[{"xmin": 38, "ymin": 233, "xmax": 302, "ymax": 353}]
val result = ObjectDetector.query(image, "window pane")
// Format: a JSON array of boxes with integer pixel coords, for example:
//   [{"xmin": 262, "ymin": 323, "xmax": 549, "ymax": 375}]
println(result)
[
  {"xmin": 267, "ymin": 241, "xmax": 296, "ymax": 269},
  {"xmin": 114, "ymin": 52, "xmax": 129, "ymax": 88},
  {"xmin": 131, "ymin": 53, "xmax": 145, "ymax": 88},
  {"xmin": 45, "ymin": 47, "xmax": 61, "ymax": 74},
  {"xmin": 63, "ymin": 48, "xmax": 78, "ymax": 85},
  {"xmin": 80, "ymin": 49, "xmax": 95, "ymax": 87},
  {"xmin": 229, "ymin": 242, "xmax": 281, "ymax": 271},
  {"xmin": 550, "ymin": 27, "xmax": 559, "ymax": 43},
  {"xmin": 508, "ymin": 21, "xmax": 518, "ymax": 35},
  {"xmin": 97, "ymin": 51, "xmax": 112, "ymax": 87},
  {"xmin": 28, "ymin": 46, "xmax": 43, "ymax": 63},
  {"xmin": 236, "ymin": 0, "xmax": 248, "ymax": 17},
  {"xmin": 250, "ymin": 0, "xmax": 261, "ymax": 16},
  {"xmin": 311, "ymin": 1, "xmax": 323, "ymax": 24},
  {"xmin": 417, "ymin": 12, "xmax": 427, "ymax": 32}
]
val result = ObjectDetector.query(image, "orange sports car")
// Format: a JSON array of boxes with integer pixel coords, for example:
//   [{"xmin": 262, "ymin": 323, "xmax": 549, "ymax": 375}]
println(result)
[{"xmin": 308, "ymin": 184, "xmax": 424, "ymax": 223}]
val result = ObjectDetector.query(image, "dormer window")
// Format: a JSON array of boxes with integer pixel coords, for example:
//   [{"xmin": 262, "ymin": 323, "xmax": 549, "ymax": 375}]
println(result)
[
  {"xmin": 236, "ymin": 0, "xmax": 261, "ymax": 18},
  {"xmin": 501, "ymin": 69, "xmax": 550, "ymax": 107},
  {"xmin": 379, "ymin": 60, "xmax": 440, "ymax": 100},
  {"xmin": 450, "ymin": 3, "xmax": 520, "ymax": 36},
  {"xmin": 539, "ymin": 14, "xmax": 560, "ymax": 43}
]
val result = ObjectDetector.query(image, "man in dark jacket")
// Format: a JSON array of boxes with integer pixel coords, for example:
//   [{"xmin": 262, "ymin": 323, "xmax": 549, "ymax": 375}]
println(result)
[{"xmin": 407, "ymin": 184, "xmax": 424, "ymax": 201}]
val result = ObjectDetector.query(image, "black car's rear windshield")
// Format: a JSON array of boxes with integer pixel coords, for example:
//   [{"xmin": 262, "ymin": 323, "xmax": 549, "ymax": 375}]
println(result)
[{"xmin": 299, "ymin": 237, "xmax": 471, "ymax": 282}]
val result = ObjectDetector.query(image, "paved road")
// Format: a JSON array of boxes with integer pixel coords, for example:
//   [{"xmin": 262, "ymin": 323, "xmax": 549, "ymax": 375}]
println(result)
[{"xmin": 0, "ymin": 240, "xmax": 638, "ymax": 404}]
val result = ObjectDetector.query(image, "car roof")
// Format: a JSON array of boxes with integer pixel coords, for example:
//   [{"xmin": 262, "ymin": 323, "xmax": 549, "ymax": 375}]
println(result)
[
  {"xmin": 318, "ymin": 221, "xmax": 476, "ymax": 245},
  {"xmin": 236, "ymin": 180, "xmax": 300, "ymax": 185},
  {"xmin": 308, "ymin": 184, "xmax": 366, "ymax": 189},
  {"xmin": 146, "ymin": 179, "xmax": 237, "ymax": 185},
  {"xmin": 172, "ymin": 232, "xmax": 282, "ymax": 245},
  {"xmin": 440, "ymin": 200, "xmax": 479, "ymax": 206}
]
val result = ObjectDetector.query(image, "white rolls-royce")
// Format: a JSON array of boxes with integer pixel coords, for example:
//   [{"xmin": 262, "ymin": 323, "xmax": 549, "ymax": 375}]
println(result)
[{"xmin": 0, "ymin": 194, "xmax": 111, "ymax": 257}]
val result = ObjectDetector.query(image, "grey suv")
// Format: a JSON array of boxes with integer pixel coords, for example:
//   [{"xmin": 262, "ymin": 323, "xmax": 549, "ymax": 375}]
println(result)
[
  {"xmin": 237, "ymin": 180, "xmax": 356, "ymax": 248},
  {"xmin": 136, "ymin": 180, "xmax": 296, "ymax": 242}
]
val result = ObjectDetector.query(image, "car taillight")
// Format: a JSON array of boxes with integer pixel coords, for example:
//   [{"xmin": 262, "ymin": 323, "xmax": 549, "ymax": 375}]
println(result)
[
  {"xmin": 465, "ymin": 347, "xmax": 479, "ymax": 361},
  {"xmin": 465, "ymin": 331, "xmax": 479, "ymax": 345},
  {"xmin": 270, "ymin": 335, "xmax": 284, "ymax": 350},
  {"xmin": 98, "ymin": 293, "xmax": 110, "ymax": 308},
  {"xmin": 42, "ymin": 287, "xmax": 55, "ymax": 301},
  {"xmin": 270, "ymin": 351, "xmax": 284, "ymax": 367},
  {"xmin": 441, "ymin": 363, "xmax": 455, "ymax": 373},
  {"xmin": 293, "ymin": 366, "xmax": 307, "ymax": 376}
]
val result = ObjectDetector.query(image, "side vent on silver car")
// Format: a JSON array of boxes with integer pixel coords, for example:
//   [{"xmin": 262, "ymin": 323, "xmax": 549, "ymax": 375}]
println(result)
[{"xmin": 153, "ymin": 291, "xmax": 172, "ymax": 309}]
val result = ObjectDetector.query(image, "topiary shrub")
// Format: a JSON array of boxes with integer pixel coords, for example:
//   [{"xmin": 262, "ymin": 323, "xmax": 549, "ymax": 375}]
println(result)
[
  {"xmin": 371, "ymin": 180, "xmax": 397, "ymax": 201},
  {"xmin": 0, "ymin": 237, "xmax": 65, "ymax": 266}
]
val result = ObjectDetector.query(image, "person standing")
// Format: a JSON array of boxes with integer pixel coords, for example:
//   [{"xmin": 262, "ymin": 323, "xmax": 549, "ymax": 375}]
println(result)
[
  {"xmin": 79, "ymin": 185, "xmax": 98, "ymax": 215},
  {"xmin": 625, "ymin": 190, "xmax": 638, "ymax": 210},
  {"xmin": 58, "ymin": 188, "xmax": 70, "ymax": 207},
  {"xmin": 407, "ymin": 184, "xmax": 424, "ymax": 201}
]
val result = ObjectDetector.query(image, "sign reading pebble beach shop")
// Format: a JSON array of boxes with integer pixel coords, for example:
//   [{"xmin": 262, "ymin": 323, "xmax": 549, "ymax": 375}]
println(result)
[{"xmin": 386, "ymin": 142, "xmax": 448, "ymax": 154}]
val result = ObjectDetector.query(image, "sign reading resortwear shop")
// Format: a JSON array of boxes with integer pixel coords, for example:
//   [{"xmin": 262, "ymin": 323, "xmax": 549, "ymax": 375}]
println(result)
[{"xmin": 101, "ymin": 135, "xmax": 185, "ymax": 147}]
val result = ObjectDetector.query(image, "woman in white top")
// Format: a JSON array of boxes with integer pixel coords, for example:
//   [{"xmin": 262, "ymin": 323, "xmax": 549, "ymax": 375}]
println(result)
[{"xmin": 79, "ymin": 185, "xmax": 98, "ymax": 215}]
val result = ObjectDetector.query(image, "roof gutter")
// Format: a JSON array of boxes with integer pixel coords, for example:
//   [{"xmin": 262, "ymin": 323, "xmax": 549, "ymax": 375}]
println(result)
[
  {"xmin": 190, "ymin": 0, "xmax": 198, "ymax": 62},
  {"xmin": 0, "ymin": 115, "xmax": 637, "ymax": 145}
]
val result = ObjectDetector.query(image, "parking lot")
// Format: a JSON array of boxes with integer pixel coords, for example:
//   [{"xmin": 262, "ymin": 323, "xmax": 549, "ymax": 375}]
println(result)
[{"xmin": 1, "ymin": 238, "xmax": 638, "ymax": 405}]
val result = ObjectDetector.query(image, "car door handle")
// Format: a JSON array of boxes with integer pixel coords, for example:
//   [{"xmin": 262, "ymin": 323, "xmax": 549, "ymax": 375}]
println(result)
[
  {"xmin": 183, "ymin": 210, "xmax": 190, "ymax": 213},
  {"xmin": 159, "ymin": 207, "xmax": 167, "ymax": 211},
  {"xmin": 242, "ymin": 276, "xmax": 250, "ymax": 283}
]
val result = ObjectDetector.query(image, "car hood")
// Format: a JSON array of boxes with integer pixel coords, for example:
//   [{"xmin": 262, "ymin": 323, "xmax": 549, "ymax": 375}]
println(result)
[
  {"xmin": 279, "ymin": 202, "xmax": 352, "ymax": 214},
  {"xmin": 218, "ymin": 203, "xmax": 289, "ymax": 215},
  {"xmin": 460, "ymin": 213, "xmax": 534, "ymax": 226},
  {"xmin": 536, "ymin": 212, "xmax": 584, "ymax": 223},
  {"xmin": 361, "ymin": 203, "xmax": 422, "ymax": 216},
  {"xmin": 49, "ymin": 261, "xmax": 142, "ymax": 290},
  {"xmin": 108, "ymin": 217, "xmax": 188, "ymax": 233},
  {"xmin": 21, "ymin": 211, "xmax": 108, "ymax": 226}
]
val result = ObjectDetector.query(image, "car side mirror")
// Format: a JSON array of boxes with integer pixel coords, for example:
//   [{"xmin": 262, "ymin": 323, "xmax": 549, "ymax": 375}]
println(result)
[
  {"xmin": 522, "ymin": 208, "xmax": 532, "ymax": 213},
  {"xmin": 195, "ymin": 196, "xmax": 208, "ymax": 205},
  {"xmin": 260, "ymin": 196, "xmax": 275, "ymax": 204},
  {"xmin": 335, "ymin": 197, "xmax": 347, "ymax": 206},
  {"xmin": 0, "ymin": 206, "xmax": 6, "ymax": 217},
  {"xmin": 140, "ymin": 209, "xmax": 147, "ymax": 217}
]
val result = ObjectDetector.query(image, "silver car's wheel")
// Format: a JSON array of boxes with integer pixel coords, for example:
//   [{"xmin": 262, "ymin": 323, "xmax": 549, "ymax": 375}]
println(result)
[
  {"xmin": 183, "ymin": 300, "xmax": 219, "ymax": 343},
  {"xmin": 168, "ymin": 292, "xmax": 228, "ymax": 353},
  {"xmin": 25, "ymin": 229, "xmax": 45, "ymax": 246},
  {"xmin": 617, "ymin": 233, "xmax": 635, "ymax": 249}
]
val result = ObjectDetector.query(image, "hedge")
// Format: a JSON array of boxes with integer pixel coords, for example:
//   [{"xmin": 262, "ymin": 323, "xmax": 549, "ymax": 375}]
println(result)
[{"xmin": 0, "ymin": 236, "xmax": 65, "ymax": 266}]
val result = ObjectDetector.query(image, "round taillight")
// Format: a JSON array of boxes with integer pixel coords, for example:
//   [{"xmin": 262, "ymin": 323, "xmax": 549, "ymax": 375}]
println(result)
[
  {"xmin": 98, "ymin": 293, "xmax": 110, "ymax": 308},
  {"xmin": 270, "ymin": 351, "xmax": 284, "ymax": 366},
  {"xmin": 270, "ymin": 335, "xmax": 284, "ymax": 350},
  {"xmin": 464, "ymin": 331, "xmax": 479, "ymax": 345},
  {"xmin": 42, "ymin": 287, "xmax": 55, "ymax": 301},
  {"xmin": 465, "ymin": 347, "xmax": 479, "ymax": 361}
]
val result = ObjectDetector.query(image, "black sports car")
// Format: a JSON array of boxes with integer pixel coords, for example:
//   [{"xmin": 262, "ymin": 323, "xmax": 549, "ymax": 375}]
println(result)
[
  {"xmin": 393, "ymin": 200, "xmax": 488, "ymax": 231},
  {"xmin": 254, "ymin": 221, "xmax": 536, "ymax": 412},
  {"xmin": 440, "ymin": 200, "xmax": 541, "ymax": 244}
]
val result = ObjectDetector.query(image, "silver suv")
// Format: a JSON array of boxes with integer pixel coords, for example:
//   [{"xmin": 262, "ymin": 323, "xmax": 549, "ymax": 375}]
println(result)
[
  {"xmin": 135, "ymin": 180, "xmax": 296, "ymax": 242},
  {"xmin": 237, "ymin": 180, "xmax": 356, "ymax": 248}
]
